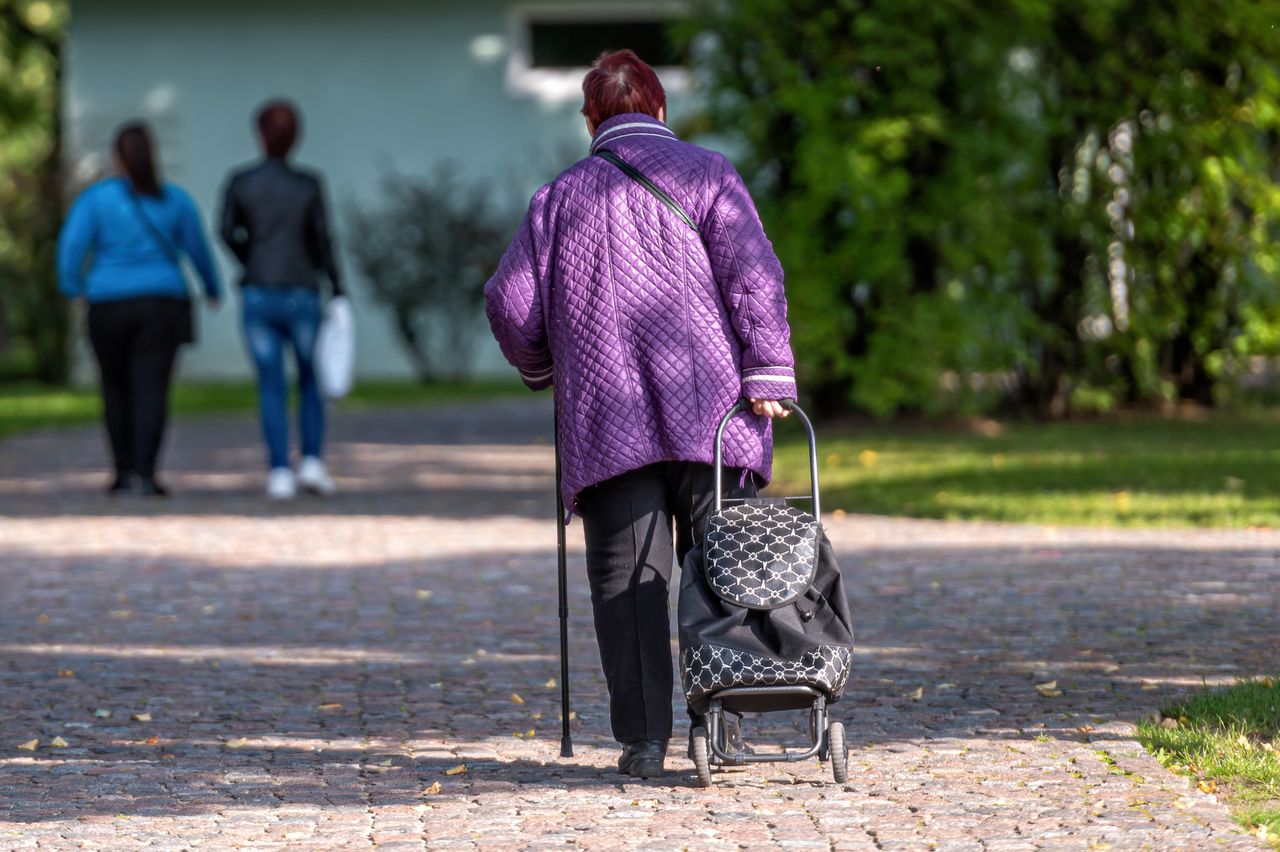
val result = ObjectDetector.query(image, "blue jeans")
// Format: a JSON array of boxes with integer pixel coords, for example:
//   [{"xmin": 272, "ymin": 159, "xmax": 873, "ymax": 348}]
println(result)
[{"xmin": 241, "ymin": 286, "xmax": 324, "ymax": 470}]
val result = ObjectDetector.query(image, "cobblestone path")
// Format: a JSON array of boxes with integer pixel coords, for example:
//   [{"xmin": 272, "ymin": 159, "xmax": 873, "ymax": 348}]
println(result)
[{"xmin": 0, "ymin": 398, "xmax": 1273, "ymax": 850}]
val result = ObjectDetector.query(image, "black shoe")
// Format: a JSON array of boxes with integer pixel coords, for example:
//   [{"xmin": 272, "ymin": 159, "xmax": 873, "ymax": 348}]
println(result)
[
  {"xmin": 138, "ymin": 476, "xmax": 170, "ymax": 498},
  {"xmin": 107, "ymin": 472, "xmax": 136, "ymax": 495},
  {"xmin": 617, "ymin": 740, "xmax": 667, "ymax": 778}
]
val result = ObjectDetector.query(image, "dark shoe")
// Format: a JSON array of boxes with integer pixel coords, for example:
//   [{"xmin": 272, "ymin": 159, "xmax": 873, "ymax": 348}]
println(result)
[
  {"xmin": 138, "ymin": 476, "xmax": 170, "ymax": 498},
  {"xmin": 617, "ymin": 740, "xmax": 667, "ymax": 778},
  {"xmin": 107, "ymin": 472, "xmax": 135, "ymax": 495}
]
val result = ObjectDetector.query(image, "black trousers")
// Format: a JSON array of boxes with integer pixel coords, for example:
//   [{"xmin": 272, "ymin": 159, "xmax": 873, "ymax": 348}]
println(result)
[
  {"xmin": 87, "ymin": 296, "xmax": 185, "ymax": 479},
  {"xmin": 577, "ymin": 461, "xmax": 754, "ymax": 744}
]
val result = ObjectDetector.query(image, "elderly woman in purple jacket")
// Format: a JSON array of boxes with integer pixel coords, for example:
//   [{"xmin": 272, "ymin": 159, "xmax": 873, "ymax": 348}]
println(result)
[{"xmin": 485, "ymin": 50, "xmax": 796, "ymax": 779}]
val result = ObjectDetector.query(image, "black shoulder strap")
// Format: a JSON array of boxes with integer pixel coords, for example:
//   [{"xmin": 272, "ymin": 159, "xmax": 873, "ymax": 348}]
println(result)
[
  {"xmin": 594, "ymin": 150, "xmax": 700, "ymax": 235},
  {"xmin": 126, "ymin": 188, "xmax": 181, "ymax": 266}
]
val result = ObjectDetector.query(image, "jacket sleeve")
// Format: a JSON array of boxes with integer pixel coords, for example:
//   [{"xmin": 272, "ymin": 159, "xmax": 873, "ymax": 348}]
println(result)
[
  {"xmin": 306, "ymin": 177, "xmax": 343, "ymax": 297},
  {"xmin": 219, "ymin": 177, "xmax": 250, "ymax": 266},
  {"xmin": 484, "ymin": 188, "xmax": 553, "ymax": 391},
  {"xmin": 57, "ymin": 189, "xmax": 96, "ymax": 298},
  {"xmin": 175, "ymin": 189, "xmax": 222, "ymax": 300},
  {"xmin": 703, "ymin": 155, "xmax": 797, "ymax": 402}
]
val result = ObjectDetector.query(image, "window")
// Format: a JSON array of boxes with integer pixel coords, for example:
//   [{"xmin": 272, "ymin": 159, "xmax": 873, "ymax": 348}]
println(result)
[
  {"xmin": 528, "ymin": 19, "xmax": 681, "ymax": 69},
  {"xmin": 506, "ymin": 3, "xmax": 689, "ymax": 102}
]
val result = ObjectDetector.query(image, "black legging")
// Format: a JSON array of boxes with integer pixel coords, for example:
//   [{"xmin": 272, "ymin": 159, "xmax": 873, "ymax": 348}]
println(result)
[{"xmin": 87, "ymin": 296, "xmax": 185, "ymax": 479}]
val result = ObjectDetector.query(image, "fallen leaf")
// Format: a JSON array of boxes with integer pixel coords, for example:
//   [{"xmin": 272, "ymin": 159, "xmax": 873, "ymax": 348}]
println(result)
[
  {"xmin": 1160, "ymin": 717, "xmax": 1178, "ymax": 730},
  {"xmin": 110, "ymin": 609, "xmax": 132, "ymax": 620},
  {"xmin": 858, "ymin": 449, "xmax": 879, "ymax": 467},
  {"xmin": 907, "ymin": 686, "xmax": 924, "ymax": 701},
  {"xmin": 544, "ymin": 678, "xmax": 557, "ymax": 689},
  {"xmin": 57, "ymin": 669, "xmax": 74, "ymax": 678},
  {"xmin": 532, "ymin": 713, "xmax": 543, "ymax": 721},
  {"xmin": 937, "ymin": 683, "xmax": 957, "ymax": 690},
  {"xmin": 1236, "ymin": 734, "xmax": 1252, "ymax": 751},
  {"xmin": 1035, "ymin": 681, "xmax": 1063, "ymax": 697},
  {"xmin": 49, "ymin": 736, "xmax": 69, "ymax": 748},
  {"xmin": 16, "ymin": 739, "xmax": 38, "ymax": 751},
  {"xmin": 37, "ymin": 614, "xmax": 49, "ymax": 624},
  {"xmin": 510, "ymin": 693, "xmax": 525, "ymax": 705},
  {"xmin": 525, "ymin": 728, "xmax": 535, "ymax": 738},
  {"xmin": 225, "ymin": 737, "xmax": 249, "ymax": 749},
  {"xmin": 378, "ymin": 758, "xmax": 393, "ymax": 766},
  {"xmin": 1113, "ymin": 491, "xmax": 1132, "ymax": 512},
  {"xmin": 1140, "ymin": 682, "xmax": 1158, "ymax": 691},
  {"xmin": 415, "ymin": 589, "xmax": 432, "ymax": 601},
  {"xmin": 423, "ymin": 781, "xmax": 441, "ymax": 795},
  {"xmin": 317, "ymin": 703, "xmax": 343, "ymax": 711},
  {"xmin": 1197, "ymin": 779, "xmax": 1217, "ymax": 795},
  {"xmin": 1261, "ymin": 742, "xmax": 1275, "ymax": 753},
  {"xmin": 93, "ymin": 709, "xmax": 112, "ymax": 719},
  {"xmin": 132, "ymin": 712, "xmax": 152, "ymax": 722},
  {"xmin": 145, "ymin": 736, "xmax": 159, "ymax": 746},
  {"xmin": 444, "ymin": 764, "xmax": 467, "ymax": 776}
]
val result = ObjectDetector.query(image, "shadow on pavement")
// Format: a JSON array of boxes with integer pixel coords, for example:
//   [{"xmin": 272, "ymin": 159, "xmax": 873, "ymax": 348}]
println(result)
[{"xmin": 0, "ymin": 534, "xmax": 1275, "ymax": 821}]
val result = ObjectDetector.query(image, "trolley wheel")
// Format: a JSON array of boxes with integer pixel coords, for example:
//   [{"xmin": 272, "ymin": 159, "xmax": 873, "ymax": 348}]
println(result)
[
  {"xmin": 691, "ymin": 727, "xmax": 713, "ymax": 788},
  {"xmin": 827, "ymin": 721, "xmax": 848, "ymax": 784}
]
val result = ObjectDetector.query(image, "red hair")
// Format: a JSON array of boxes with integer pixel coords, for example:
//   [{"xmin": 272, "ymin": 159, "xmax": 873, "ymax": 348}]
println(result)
[
  {"xmin": 256, "ymin": 99, "xmax": 300, "ymax": 159},
  {"xmin": 581, "ymin": 49, "xmax": 666, "ymax": 128}
]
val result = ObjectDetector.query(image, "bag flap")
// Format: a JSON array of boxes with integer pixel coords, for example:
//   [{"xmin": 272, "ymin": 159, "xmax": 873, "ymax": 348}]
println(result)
[{"xmin": 704, "ymin": 503, "xmax": 819, "ymax": 610}]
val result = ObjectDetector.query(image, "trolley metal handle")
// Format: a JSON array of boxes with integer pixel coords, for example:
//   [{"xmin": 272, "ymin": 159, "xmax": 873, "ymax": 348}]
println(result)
[{"xmin": 713, "ymin": 398, "xmax": 820, "ymax": 522}]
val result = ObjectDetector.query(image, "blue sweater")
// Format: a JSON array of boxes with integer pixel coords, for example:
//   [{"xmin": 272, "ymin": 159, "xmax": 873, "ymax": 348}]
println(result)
[{"xmin": 58, "ymin": 178, "xmax": 222, "ymax": 303}]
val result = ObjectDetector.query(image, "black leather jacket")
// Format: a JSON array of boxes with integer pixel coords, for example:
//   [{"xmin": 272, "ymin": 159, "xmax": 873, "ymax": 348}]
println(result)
[{"xmin": 219, "ymin": 158, "xmax": 342, "ymax": 295}]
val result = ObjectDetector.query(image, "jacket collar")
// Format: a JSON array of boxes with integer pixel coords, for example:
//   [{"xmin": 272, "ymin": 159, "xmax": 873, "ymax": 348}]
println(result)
[{"xmin": 589, "ymin": 113, "xmax": 677, "ymax": 154}]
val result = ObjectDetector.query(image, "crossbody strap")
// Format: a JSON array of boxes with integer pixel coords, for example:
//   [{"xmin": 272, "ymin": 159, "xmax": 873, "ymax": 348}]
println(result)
[
  {"xmin": 594, "ymin": 150, "xmax": 701, "ymax": 236},
  {"xmin": 126, "ymin": 189, "xmax": 182, "ymax": 267}
]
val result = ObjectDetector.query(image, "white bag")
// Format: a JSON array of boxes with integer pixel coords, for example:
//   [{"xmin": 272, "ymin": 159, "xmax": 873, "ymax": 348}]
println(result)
[{"xmin": 315, "ymin": 296, "xmax": 355, "ymax": 400}]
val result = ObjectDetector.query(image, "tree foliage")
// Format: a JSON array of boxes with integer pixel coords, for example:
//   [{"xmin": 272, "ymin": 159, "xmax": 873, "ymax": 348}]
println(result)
[
  {"xmin": 0, "ymin": 0, "xmax": 68, "ymax": 383},
  {"xmin": 348, "ymin": 169, "xmax": 517, "ymax": 381},
  {"xmin": 684, "ymin": 0, "xmax": 1280, "ymax": 416}
]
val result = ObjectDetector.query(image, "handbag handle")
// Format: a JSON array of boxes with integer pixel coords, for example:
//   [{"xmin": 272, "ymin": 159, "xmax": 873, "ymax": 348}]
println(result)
[
  {"xmin": 594, "ymin": 150, "xmax": 702, "ymax": 237},
  {"xmin": 713, "ymin": 399, "xmax": 820, "ymax": 521},
  {"xmin": 126, "ymin": 189, "xmax": 182, "ymax": 268}
]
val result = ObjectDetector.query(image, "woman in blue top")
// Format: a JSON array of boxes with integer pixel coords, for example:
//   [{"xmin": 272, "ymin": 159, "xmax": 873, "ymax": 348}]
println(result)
[{"xmin": 58, "ymin": 121, "xmax": 221, "ymax": 496}]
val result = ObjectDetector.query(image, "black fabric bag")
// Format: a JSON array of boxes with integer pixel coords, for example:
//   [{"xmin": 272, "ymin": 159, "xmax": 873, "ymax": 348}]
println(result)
[{"xmin": 678, "ymin": 402, "xmax": 855, "ymax": 715}]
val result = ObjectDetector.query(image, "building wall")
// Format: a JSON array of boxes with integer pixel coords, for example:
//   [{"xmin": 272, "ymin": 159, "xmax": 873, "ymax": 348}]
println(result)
[{"xmin": 64, "ymin": 0, "xmax": 689, "ymax": 380}]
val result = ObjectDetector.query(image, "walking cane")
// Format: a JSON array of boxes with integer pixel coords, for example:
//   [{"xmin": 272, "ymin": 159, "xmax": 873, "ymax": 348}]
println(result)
[{"xmin": 554, "ymin": 415, "xmax": 574, "ymax": 758}]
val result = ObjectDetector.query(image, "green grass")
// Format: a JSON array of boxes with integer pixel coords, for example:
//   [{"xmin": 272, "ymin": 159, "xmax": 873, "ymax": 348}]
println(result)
[
  {"xmin": 773, "ymin": 410, "xmax": 1280, "ymax": 527},
  {"xmin": 1137, "ymin": 678, "xmax": 1280, "ymax": 848},
  {"xmin": 0, "ymin": 378, "xmax": 524, "ymax": 440}
]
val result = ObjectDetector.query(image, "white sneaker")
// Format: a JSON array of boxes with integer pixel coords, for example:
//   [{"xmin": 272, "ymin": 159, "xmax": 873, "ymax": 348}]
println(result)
[
  {"xmin": 297, "ymin": 456, "xmax": 337, "ymax": 496},
  {"xmin": 266, "ymin": 467, "xmax": 297, "ymax": 500}
]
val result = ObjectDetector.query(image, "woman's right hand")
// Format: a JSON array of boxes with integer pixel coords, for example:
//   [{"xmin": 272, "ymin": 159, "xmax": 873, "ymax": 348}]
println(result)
[{"xmin": 749, "ymin": 398, "xmax": 790, "ymax": 418}]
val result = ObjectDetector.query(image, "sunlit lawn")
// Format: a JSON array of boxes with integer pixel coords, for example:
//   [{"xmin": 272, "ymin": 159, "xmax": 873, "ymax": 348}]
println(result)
[
  {"xmin": 1138, "ymin": 678, "xmax": 1280, "ymax": 848},
  {"xmin": 0, "ymin": 379, "xmax": 524, "ymax": 440},
  {"xmin": 773, "ymin": 410, "xmax": 1280, "ymax": 528}
]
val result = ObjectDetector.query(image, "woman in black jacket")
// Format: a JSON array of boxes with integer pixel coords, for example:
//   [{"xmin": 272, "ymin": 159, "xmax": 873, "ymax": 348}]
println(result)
[{"xmin": 220, "ymin": 100, "xmax": 344, "ymax": 500}]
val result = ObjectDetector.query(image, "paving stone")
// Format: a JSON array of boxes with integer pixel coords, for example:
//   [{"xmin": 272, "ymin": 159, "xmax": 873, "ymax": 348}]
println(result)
[{"xmin": 0, "ymin": 399, "xmax": 1271, "ymax": 849}]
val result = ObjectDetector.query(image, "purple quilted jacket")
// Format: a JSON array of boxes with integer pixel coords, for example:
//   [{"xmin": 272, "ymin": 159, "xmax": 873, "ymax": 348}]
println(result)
[{"xmin": 485, "ymin": 113, "xmax": 797, "ymax": 509}]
